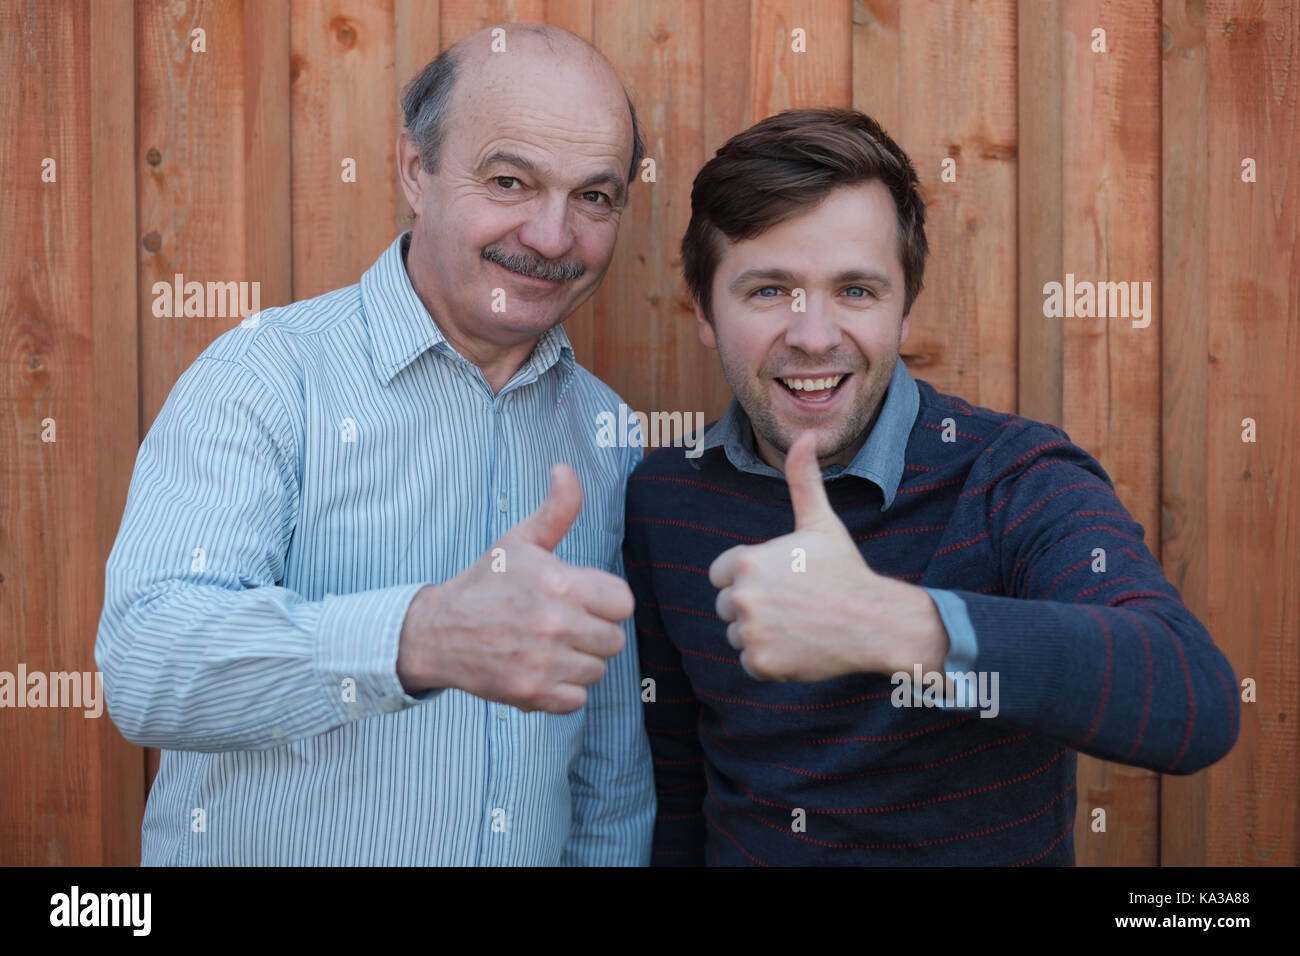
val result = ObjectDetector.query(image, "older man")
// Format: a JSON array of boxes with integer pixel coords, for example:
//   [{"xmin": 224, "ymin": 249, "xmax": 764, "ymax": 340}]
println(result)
[{"xmin": 96, "ymin": 24, "xmax": 654, "ymax": 865}]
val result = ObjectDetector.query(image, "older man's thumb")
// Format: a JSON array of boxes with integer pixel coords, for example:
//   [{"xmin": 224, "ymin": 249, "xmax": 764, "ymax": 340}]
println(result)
[
  {"xmin": 511, "ymin": 464, "xmax": 583, "ymax": 552},
  {"xmin": 785, "ymin": 431, "xmax": 837, "ymax": 531}
]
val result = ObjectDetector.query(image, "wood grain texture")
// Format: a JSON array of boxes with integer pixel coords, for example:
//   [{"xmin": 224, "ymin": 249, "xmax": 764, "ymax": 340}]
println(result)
[
  {"xmin": 1017, "ymin": 0, "xmax": 1064, "ymax": 428},
  {"xmin": 885, "ymin": 0, "xmax": 1017, "ymax": 409},
  {"xmin": 1058, "ymin": 0, "xmax": 1163, "ymax": 867},
  {"xmin": 290, "ymin": 0, "xmax": 398, "ymax": 299},
  {"xmin": 4, "ymin": 0, "xmax": 1297, "ymax": 868},
  {"xmin": 590, "ymin": 0, "xmax": 718, "ymax": 419},
  {"xmin": 90, "ymin": 0, "xmax": 146, "ymax": 866},
  {"xmin": 0, "ymin": 0, "xmax": 110, "ymax": 864},
  {"xmin": 1162, "ymin": 0, "xmax": 1299, "ymax": 866}
]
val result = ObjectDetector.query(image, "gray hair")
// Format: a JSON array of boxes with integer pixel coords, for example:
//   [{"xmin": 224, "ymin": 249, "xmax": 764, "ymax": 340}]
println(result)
[{"xmin": 400, "ymin": 41, "xmax": 646, "ymax": 186}]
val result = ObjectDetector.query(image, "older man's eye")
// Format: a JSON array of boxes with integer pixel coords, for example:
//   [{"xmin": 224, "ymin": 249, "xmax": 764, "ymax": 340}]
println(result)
[
  {"xmin": 494, "ymin": 176, "xmax": 520, "ymax": 189},
  {"xmin": 581, "ymin": 190, "xmax": 611, "ymax": 205}
]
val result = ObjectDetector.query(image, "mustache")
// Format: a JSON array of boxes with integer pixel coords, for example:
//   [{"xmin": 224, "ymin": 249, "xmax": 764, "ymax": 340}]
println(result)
[{"xmin": 481, "ymin": 245, "xmax": 585, "ymax": 282}]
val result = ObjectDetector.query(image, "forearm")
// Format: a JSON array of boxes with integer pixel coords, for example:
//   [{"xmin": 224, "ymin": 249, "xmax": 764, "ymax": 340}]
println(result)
[
  {"xmin": 953, "ymin": 589, "xmax": 1240, "ymax": 773},
  {"xmin": 97, "ymin": 567, "xmax": 429, "ymax": 751}
]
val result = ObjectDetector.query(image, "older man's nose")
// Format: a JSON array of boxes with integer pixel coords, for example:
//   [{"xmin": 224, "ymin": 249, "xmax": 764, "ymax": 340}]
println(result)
[{"xmin": 517, "ymin": 193, "xmax": 576, "ymax": 262}]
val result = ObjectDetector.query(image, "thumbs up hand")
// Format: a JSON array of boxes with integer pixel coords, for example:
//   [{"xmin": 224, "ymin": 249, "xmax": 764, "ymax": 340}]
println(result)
[
  {"xmin": 709, "ymin": 431, "xmax": 948, "ymax": 682},
  {"xmin": 397, "ymin": 464, "xmax": 634, "ymax": 714}
]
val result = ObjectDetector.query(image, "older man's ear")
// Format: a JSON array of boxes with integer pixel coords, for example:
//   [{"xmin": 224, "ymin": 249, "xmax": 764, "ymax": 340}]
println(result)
[{"xmin": 396, "ymin": 128, "xmax": 426, "ymax": 211}]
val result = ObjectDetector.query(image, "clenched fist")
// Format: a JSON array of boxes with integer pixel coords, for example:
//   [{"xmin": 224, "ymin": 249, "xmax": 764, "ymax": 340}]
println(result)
[
  {"xmin": 709, "ymin": 431, "xmax": 949, "ymax": 682},
  {"xmin": 398, "ymin": 463, "xmax": 633, "ymax": 713}
]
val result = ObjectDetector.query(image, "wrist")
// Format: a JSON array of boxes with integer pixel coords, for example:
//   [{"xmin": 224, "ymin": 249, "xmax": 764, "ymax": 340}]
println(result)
[
  {"xmin": 881, "ymin": 581, "xmax": 950, "ymax": 675},
  {"xmin": 397, "ymin": 583, "xmax": 452, "ymax": 694}
]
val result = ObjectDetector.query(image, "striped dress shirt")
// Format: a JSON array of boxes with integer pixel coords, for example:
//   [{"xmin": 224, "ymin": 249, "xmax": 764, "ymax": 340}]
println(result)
[{"xmin": 96, "ymin": 232, "xmax": 655, "ymax": 865}]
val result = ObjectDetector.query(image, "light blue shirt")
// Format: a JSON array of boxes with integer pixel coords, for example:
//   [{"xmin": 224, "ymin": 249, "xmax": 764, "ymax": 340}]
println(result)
[
  {"xmin": 96, "ymin": 233, "xmax": 655, "ymax": 865},
  {"xmin": 696, "ymin": 359, "xmax": 978, "ymax": 674}
]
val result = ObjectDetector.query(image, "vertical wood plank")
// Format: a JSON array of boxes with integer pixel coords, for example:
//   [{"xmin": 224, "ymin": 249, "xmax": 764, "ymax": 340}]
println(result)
[
  {"xmin": 136, "ymin": 0, "xmax": 253, "ymax": 792},
  {"xmin": 1018, "ymin": 0, "xmax": 1065, "ymax": 427},
  {"xmin": 1158, "ymin": 0, "xmax": 1212, "ymax": 867},
  {"xmin": 245, "ymin": 0, "xmax": 294, "ymax": 311},
  {"xmin": 394, "ymin": 0, "xmax": 442, "ymax": 232},
  {"xmin": 540, "ymin": 1, "xmax": 599, "ymax": 369},
  {"xmin": 1162, "ymin": 0, "xmax": 1300, "ymax": 866},
  {"xmin": 588, "ymin": 1, "xmax": 719, "ymax": 420},
  {"xmin": 0, "ymin": 0, "xmax": 104, "ymax": 864},
  {"xmin": 852, "ymin": 0, "xmax": 900, "ymax": 135},
  {"xmin": 439, "ymin": 0, "xmax": 548, "ymax": 44},
  {"xmin": 1059, "ymin": 0, "xmax": 1163, "ymax": 866},
  {"xmin": 751, "ymin": 0, "xmax": 852, "ymax": 116},
  {"xmin": 137, "ymin": 0, "xmax": 250, "ymax": 426},
  {"xmin": 889, "ymin": 0, "xmax": 1017, "ymax": 409},
  {"xmin": 90, "ymin": 0, "xmax": 146, "ymax": 866},
  {"xmin": 290, "ymin": 0, "xmax": 398, "ymax": 299}
]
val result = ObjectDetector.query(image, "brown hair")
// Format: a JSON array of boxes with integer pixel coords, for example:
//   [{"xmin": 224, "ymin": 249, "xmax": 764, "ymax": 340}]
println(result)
[{"xmin": 681, "ymin": 108, "xmax": 928, "ymax": 320}]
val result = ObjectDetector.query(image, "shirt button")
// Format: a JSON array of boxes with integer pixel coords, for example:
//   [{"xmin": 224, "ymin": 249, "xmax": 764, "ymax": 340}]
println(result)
[
  {"xmin": 497, "ymin": 494, "xmax": 508, "ymax": 512},
  {"xmin": 496, "ymin": 705, "xmax": 509, "ymax": 720}
]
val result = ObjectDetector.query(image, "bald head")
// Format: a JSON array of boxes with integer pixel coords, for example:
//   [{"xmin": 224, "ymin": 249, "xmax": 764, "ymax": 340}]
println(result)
[{"xmin": 402, "ymin": 24, "xmax": 644, "ymax": 185}]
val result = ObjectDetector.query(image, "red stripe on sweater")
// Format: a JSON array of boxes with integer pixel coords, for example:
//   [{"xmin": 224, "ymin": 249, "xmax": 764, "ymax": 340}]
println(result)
[
  {"xmin": 704, "ymin": 779, "xmax": 769, "ymax": 866},
  {"xmin": 630, "ymin": 474, "xmax": 766, "ymax": 504},
  {"xmin": 1017, "ymin": 525, "xmax": 1143, "ymax": 593},
  {"xmin": 923, "ymin": 422, "xmax": 986, "ymax": 441},
  {"xmin": 1074, "ymin": 574, "xmax": 1137, "ymax": 600},
  {"xmin": 1114, "ymin": 608, "xmax": 1155, "ymax": 761},
  {"xmin": 1139, "ymin": 611, "xmax": 1198, "ymax": 772},
  {"xmin": 626, "ymin": 560, "xmax": 711, "ymax": 577},
  {"xmin": 985, "ymin": 458, "xmax": 1079, "ymax": 510},
  {"xmin": 695, "ymin": 687, "xmax": 894, "ymax": 712},
  {"xmin": 1078, "ymin": 607, "xmax": 1113, "ymax": 747},
  {"xmin": 933, "ymin": 530, "xmax": 990, "ymax": 556},
  {"xmin": 738, "ymin": 748, "xmax": 1067, "ymax": 814},
  {"xmin": 627, "ymin": 516, "xmax": 764, "ymax": 543},
  {"xmin": 854, "ymin": 523, "xmax": 949, "ymax": 543},
  {"xmin": 1012, "ymin": 814, "xmax": 1074, "ymax": 866},
  {"xmin": 900, "ymin": 477, "xmax": 965, "ymax": 495},
  {"xmin": 701, "ymin": 721, "xmax": 1033, "ymax": 781},
  {"xmin": 960, "ymin": 440, "xmax": 1074, "ymax": 496},
  {"xmin": 734, "ymin": 780, "xmax": 1077, "ymax": 850},
  {"xmin": 1044, "ymin": 556, "xmax": 1095, "ymax": 599},
  {"xmin": 1004, "ymin": 482, "xmax": 1112, "ymax": 535},
  {"xmin": 713, "ymin": 712, "xmax": 956, "ymax": 743}
]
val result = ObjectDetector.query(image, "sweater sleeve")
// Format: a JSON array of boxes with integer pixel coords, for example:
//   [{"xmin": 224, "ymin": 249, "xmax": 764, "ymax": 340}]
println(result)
[
  {"xmin": 949, "ymin": 424, "xmax": 1240, "ymax": 775},
  {"xmin": 623, "ymin": 500, "xmax": 708, "ymax": 866}
]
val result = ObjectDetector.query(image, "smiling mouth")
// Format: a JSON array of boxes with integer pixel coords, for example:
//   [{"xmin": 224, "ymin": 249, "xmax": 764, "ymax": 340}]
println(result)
[{"xmin": 776, "ymin": 373, "xmax": 849, "ymax": 402}]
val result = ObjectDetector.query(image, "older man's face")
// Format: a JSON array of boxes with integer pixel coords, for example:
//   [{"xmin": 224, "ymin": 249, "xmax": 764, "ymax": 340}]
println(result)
[
  {"xmin": 698, "ymin": 181, "xmax": 912, "ymax": 469},
  {"xmin": 407, "ymin": 52, "xmax": 633, "ymax": 349}
]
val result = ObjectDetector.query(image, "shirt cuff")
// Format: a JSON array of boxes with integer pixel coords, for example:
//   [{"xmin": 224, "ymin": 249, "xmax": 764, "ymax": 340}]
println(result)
[
  {"xmin": 920, "ymin": 586, "xmax": 979, "ymax": 673},
  {"xmin": 315, "ymin": 582, "xmax": 445, "ymax": 721}
]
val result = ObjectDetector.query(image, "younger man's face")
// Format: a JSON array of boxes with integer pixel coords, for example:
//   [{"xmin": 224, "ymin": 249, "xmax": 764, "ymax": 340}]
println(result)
[{"xmin": 697, "ymin": 180, "xmax": 912, "ymax": 469}]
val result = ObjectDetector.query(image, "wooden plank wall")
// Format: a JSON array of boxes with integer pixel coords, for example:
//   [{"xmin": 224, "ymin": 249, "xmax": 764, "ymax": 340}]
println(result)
[{"xmin": 1, "ymin": 0, "xmax": 1295, "ymax": 867}]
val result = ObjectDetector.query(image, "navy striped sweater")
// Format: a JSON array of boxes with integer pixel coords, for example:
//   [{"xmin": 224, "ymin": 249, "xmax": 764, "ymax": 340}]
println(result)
[{"xmin": 624, "ymin": 377, "xmax": 1240, "ymax": 866}]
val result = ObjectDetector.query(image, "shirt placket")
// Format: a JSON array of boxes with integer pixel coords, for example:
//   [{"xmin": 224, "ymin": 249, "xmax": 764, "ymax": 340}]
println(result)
[{"xmin": 482, "ymin": 386, "xmax": 517, "ymax": 864}]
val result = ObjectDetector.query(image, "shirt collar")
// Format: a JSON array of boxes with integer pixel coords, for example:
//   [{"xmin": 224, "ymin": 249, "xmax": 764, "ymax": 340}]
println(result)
[
  {"xmin": 700, "ymin": 358, "xmax": 919, "ymax": 510},
  {"xmin": 359, "ymin": 232, "xmax": 575, "ymax": 396}
]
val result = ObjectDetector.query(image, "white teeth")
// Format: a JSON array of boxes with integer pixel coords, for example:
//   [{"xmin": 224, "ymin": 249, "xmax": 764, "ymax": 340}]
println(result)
[{"xmin": 781, "ymin": 374, "xmax": 843, "ymax": 392}]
